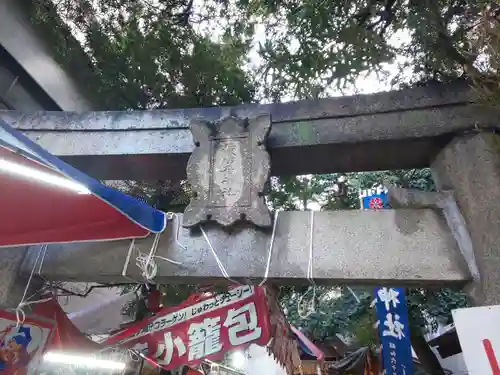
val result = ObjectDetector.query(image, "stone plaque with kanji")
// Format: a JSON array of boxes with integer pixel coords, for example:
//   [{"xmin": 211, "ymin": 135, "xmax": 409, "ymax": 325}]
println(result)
[{"xmin": 183, "ymin": 115, "xmax": 271, "ymax": 228}]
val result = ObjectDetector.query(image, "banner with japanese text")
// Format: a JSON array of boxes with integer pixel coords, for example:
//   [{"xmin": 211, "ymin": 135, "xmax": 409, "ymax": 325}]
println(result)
[
  {"xmin": 105, "ymin": 285, "xmax": 271, "ymax": 371},
  {"xmin": 361, "ymin": 187, "xmax": 413, "ymax": 374},
  {"xmin": 374, "ymin": 287, "xmax": 414, "ymax": 375}
]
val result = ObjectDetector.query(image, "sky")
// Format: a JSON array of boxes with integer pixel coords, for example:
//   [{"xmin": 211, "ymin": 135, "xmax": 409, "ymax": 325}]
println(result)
[
  {"xmin": 55, "ymin": 0, "xmax": 414, "ymax": 101},
  {"xmin": 248, "ymin": 25, "xmax": 413, "ymax": 98},
  {"xmin": 188, "ymin": 0, "xmax": 414, "ymax": 98}
]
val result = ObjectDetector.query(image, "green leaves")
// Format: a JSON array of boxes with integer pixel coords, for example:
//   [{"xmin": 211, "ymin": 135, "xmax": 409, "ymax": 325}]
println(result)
[
  {"xmin": 35, "ymin": 0, "xmax": 495, "ymax": 105},
  {"xmin": 251, "ymin": 0, "xmax": 398, "ymax": 97},
  {"xmin": 245, "ymin": 0, "xmax": 489, "ymax": 97},
  {"xmin": 34, "ymin": 0, "xmax": 480, "ymax": 364},
  {"xmin": 30, "ymin": 0, "xmax": 256, "ymax": 110},
  {"xmin": 274, "ymin": 169, "xmax": 469, "ymax": 361}
]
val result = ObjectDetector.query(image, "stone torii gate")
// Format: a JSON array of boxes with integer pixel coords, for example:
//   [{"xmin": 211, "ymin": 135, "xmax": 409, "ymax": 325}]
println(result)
[{"xmin": 1, "ymin": 82, "xmax": 500, "ymax": 308}]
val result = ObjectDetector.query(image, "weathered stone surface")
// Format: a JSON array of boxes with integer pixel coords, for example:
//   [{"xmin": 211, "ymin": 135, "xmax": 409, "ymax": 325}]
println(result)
[
  {"xmin": 388, "ymin": 186, "xmax": 448, "ymax": 208},
  {"xmin": 388, "ymin": 186, "xmax": 480, "ymax": 298},
  {"xmin": 20, "ymin": 210, "xmax": 470, "ymax": 286},
  {"xmin": 3, "ymin": 81, "xmax": 475, "ymax": 130},
  {"xmin": 432, "ymin": 133, "xmax": 500, "ymax": 305},
  {"xmin": 4, "ymin": 84, "xmax": 500, "ymax": 180},
  {"xmin": 0, "ymin": 247, "xmax": 43, "ymax": 308},
  {"xmin": 184, "ymin": 115, "xmax": 271, "ymax": 227}
]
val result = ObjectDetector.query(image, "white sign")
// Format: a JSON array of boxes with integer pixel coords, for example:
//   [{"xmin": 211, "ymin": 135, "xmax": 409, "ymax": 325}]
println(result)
[{"xmin": 453, "ymin": 305, "xmax": 500, "ymax": 374}]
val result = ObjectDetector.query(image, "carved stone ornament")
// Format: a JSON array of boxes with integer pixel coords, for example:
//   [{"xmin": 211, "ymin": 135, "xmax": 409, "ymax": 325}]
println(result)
[{"xmin": 183, "ymin": 115, "xmax": 272, "ymax": 228}]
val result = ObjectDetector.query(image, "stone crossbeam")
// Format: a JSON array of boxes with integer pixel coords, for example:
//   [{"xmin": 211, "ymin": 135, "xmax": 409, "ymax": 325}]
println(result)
[
  {"xmin": 3, "ymin": 82, "xmax": 500, "ymax": 180},
  {"xmin": 20, "ymin": 210, "xmax": 470, "ymax": 286}
]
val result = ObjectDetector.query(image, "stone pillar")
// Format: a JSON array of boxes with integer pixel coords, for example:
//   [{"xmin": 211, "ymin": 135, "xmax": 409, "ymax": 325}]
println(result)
[
  {"xmin": 431, "ymin": 133, "xmax": 500, "ymax": 305},
  {"xmin": 0, "ymin": 246, "xmax": 43, "ymax": 308}
]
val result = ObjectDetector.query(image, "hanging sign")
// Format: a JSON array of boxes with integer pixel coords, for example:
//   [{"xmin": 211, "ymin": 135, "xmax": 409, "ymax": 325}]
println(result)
[
  {"xmin": 105, "ymin": 286, "xmax": 271, "ymax": 371},
  {"xmin": 0, "ymin": 310, "xmax": 55, "ymax": 375},
  {"xmin": 374, "ymin": 287, "xmax": 414, "ymax": 375},
  {"xmin": 360, "ymin": 185, "xmax": 389, "ymax": 210},
  {"xmin": 361, "ymin": 187, "xmax": 413, "ymax": 373}
]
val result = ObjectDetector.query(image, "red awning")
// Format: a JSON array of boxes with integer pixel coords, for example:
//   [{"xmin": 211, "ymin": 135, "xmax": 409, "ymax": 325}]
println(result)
[
  {"xmin": 34, "ymin": 298, "xmax": 102, "ymax": 354},
  {"xmin": 0, "ymin": 119, "xmax": 166, "ymax": 247}
]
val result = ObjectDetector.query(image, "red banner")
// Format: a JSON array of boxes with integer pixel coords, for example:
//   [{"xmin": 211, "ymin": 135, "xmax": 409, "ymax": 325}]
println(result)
[
  {"xmin": 0, "ymin": 298, "xmax": 102, "ymax": 375},
  {"xmin": 105, "ymin": 286, "xmax": 271, "ymax": 370}
]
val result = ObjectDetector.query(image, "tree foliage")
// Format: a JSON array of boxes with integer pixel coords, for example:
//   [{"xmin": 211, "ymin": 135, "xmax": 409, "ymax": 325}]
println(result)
[
  {"xmin": 272, "ymin": 169, "xmax": 469, "ymax": 334},
  {"xmin": 277, "ymin": 169, "xmax": 469, "ymax": 375},
  {"xmin": 32, "ymin": 0, "xmax": 500, "ymax": 104},
  {"xmin": 30, "ymin": 0, "xmax": 256, "ymax": 109},
  {"xmin": 33, "ymin": 0, "xmax": 498, "ymax": 372},
  {"xmin": 247, "ymin": 0, "xmax": 497, "ymax": 98}
]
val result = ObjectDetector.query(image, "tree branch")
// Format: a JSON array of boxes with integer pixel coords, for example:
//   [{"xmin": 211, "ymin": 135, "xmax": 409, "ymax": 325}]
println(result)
[
  {"xmin": 436, "ymin": 30, "xmax": 481, "ymax": 76},
  {"xmin": 355, "ymin": 0, "xmax": 397, "ymax": 36}
]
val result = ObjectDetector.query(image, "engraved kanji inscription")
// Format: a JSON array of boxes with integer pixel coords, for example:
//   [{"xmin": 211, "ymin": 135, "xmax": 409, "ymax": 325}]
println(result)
[
  {"xmin": 183, "ymin": 115, "xmax": 271, "ymax": 228},
  {"xmin": 211, "ymin": 139, "xmax": 249, "ymax": 208}
]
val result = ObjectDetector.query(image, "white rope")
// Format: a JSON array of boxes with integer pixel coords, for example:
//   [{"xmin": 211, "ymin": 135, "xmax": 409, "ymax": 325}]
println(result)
[
  {"xmin": 200, "ymin": 211, "xmax": 280, "ymax": 286},
  {"xmin": 346, "ymin": 285, "xmax": 361, "ymax": 304},
  {"xmin": 122, "ymin": 214, "xmax": 184, "ymax": 284},
  {"xmin": 14, "ymin": 245, "xmax": 52, "ymax": 326},
  {"xmin": 298, "ymin": 210, "xmax": 317, "ymax": 319},
  {"xmin": 199, "ymin": 226, "xmax": 239, "ymax": 284},
  {"xmin": 307, "ymin": 210, "xmax": 315, "ymax": 285},
  {"xmin": 15, "ymin": 297, "xmax": 53, "ymax": 327},
  {"xmin": 166, "ymin": 212, "xmax": 187, "ymax": 251},
  {"xmin": 19, "ymin": 246, "xmax": 43, "ymax": 304},
  {"xmin": 127, "ymin": 349, "xmax": 142, "ymax": 362},
  {"xmin": 135, "ymin": 251, "xmax": 182, "ymax": 282},
  {"xmin": 259, "ymin": 210, "xmax": 279, "ymax": 287},
  {"xmin": 142, "ymin": 233, "xmax": 162, "ymax": 282},
  {"xmin": 122, "ymin": 239, "xmax": 140, "ymax": 284},
  {"xmin": 37, "ymin": 244, "xmax": 49, "ymax": 275}
]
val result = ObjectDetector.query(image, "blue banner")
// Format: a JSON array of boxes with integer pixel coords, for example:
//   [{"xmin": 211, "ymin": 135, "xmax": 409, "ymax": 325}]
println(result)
[
  {"xmin": 360, "ymin": 186, "xmax": 389, "ymax": 209},
  {"xmin": 360, "ymin": 187, "xmax": 413, "ymax": 374},
  {"xmin": 374, "ymin": 287, "xmax": 414, "ymax": 375}
]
